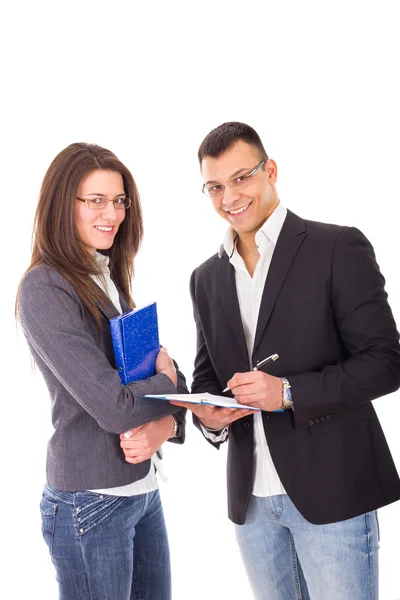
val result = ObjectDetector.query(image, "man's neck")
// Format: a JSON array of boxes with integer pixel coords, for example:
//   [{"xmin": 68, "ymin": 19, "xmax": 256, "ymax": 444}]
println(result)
[
  {"xmin": 233, "ymin": 199, "xmax": 280, "ymax": 277},
  {"xmin": 236, "ymin": 234, "xmax": 260, "ymax": 278}
]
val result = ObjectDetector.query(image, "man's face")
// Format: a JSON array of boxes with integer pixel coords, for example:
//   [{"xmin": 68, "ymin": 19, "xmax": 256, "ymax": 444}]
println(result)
[{"xmin": 201, "ymin": 140, "xmax": 279, "ymax": 237}]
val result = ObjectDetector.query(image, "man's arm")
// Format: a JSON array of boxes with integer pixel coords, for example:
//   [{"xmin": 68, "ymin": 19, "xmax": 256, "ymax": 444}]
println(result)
[
  {"xmin": 179, "ymin": 269, "xmax": 254, "ymax": 448},
  {"xmin": 230, "ymin": 227, "xmax": 400, "ymax": 420},
  {"xmin": 190, "ymin": 269, "xmax": 223, "ymax": 397},
  {"xmin": 288, "ymin": 227, "xmax": 400, "ymax": 411}
]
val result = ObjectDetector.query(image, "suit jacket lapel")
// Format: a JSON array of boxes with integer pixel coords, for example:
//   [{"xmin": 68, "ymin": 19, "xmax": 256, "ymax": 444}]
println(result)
[
  {"xmin": 215, "ymin": 253, "xmax": 249, "ymax": 364},
  {"xmin": 97, "ymin": 299, "xmax": 120, "ymax": 321},
  {"xmin": 253, "ymin": 210, "xmax": 307, "ymax": 355},
  {"xmin": 91, "ymin": 280, "xmax": 122, "ymax": 321},
  {"xmin": 119, "ymin": 293, "xmax": 130, "ymax": 313}
]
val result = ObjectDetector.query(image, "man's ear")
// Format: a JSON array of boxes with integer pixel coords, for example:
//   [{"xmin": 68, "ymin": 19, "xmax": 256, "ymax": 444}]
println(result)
[{"xmin": 265, "ymin": 159, "xmax": 278, "ymax": 184}]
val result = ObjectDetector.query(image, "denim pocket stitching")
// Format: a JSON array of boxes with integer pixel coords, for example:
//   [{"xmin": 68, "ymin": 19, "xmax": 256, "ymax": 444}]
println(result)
[
  {"xmin": 40, "ymin": 498, "xmax": 57, "ymax": 555},
  {"xmin": 40, "ymin": 508, "xmax": 55, "ymax": 516},
  {"xmin": 74, "ymin": 495, "xmax": 126, "ymax": 536}
]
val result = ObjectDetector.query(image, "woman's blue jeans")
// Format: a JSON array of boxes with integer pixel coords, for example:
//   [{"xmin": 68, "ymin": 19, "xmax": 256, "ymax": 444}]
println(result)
[{"xmin": 40, "ymin": 484, "xmax": 171, "ymax": 600}]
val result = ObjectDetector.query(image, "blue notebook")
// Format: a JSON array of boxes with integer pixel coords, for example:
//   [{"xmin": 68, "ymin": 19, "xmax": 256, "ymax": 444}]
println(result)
[{"xmin": 110, "ymin": 302, "xmax": 160, "ymax": 385}]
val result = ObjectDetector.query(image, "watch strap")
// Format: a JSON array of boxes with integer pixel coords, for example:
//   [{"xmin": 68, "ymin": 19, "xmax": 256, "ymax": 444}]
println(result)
[{"xmin": 280, "ymin": 377, "xmax": 294, "ymax": 409}]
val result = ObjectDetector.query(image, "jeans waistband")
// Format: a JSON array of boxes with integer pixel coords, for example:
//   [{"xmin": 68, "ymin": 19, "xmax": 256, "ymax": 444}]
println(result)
[
  {"xmin": 44, "ymin": 484, "xmax": 79, "ymax": 505},
  {"xmin": 43, "ymin": 483, "xmax": 158, "ymax": 505}
]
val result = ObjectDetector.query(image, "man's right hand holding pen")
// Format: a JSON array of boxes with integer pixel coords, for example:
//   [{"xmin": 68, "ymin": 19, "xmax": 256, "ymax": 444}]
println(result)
[
  {"xmin": 222, "ymin": 352, "xmax": 286, "ymax": 413},
  {"xmin": 225, "ymin": 370, "xmax": 284, "ymax": 413},
  {"xmin": 216, "ymin": 352, "xmax": 282, "ymax": 416}
]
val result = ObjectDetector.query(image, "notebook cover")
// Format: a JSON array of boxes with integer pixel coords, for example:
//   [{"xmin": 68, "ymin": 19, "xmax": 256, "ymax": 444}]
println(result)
[
  {"xmin": 110, "ymin": 302, "xmax": 160, "ymax": 384},
  {"xmin": 142, "ymin": 392, "xmax": 260, "ymax": 410}
]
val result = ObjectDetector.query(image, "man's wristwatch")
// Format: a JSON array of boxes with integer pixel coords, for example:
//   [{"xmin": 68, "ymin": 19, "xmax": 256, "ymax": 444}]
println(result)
[{"xmin": 280, "ymin": 377, "xmax": 294, "ymax": 409}]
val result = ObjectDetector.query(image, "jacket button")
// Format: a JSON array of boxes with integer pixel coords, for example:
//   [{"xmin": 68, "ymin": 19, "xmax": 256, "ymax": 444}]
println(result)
[
  {"xmin": 321, "ymin": 416, "xmax": 325, "ymax": 421},
  {"xmin": 309, "ymin": 420, "xmax": 314, "ymax": 426},
  {"xmin": 314, "ymin": 418, "xmax": 320, "ymax": 424},
  {"xmin": 326, "ymin": 414, "xmax": 331, "ymax": 419},
  {"xmin": 243, "ymin": 421, "xmax": 251, "ymax": 429}
]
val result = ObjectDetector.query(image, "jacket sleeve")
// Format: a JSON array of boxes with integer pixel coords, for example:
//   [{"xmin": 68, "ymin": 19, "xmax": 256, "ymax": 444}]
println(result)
[
  {"xmin": 288, "ymin": 227, "xmax": 400, "ymax": 417},
  {"xmin": 190, "ymin": 268, "xmax": 228, "ymax": 448},
  {"xmin": 18, "ymin": 267, "xmax": 188, "ymax": 434},
  {"xmin": 166, "ymin": 360, "xmax": 187, "ymax": 445}
]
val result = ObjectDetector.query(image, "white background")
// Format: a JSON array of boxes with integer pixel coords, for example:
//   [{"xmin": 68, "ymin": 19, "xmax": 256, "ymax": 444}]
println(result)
[{"xmin": 1, "ymin": 1, "xmax": 399, "ymax": 598}]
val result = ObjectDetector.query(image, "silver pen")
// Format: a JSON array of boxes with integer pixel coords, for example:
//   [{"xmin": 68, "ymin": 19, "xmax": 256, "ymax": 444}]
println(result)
[{"xmin": 222, "ymin": 353, "xmax": 279, "ymax": 393}]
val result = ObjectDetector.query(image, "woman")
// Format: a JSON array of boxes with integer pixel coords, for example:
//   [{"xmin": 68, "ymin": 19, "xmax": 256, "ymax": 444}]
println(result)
[{"xmin": 17, "ymin": 143, "xmax": 187, "ymax": 600}]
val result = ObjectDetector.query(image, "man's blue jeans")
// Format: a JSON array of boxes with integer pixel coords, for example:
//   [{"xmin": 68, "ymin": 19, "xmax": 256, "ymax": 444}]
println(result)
[
  {"xmin": 40, "ymin": 485, "xmax": 171, "ymax": 600},
  {"xmin": 235, "ymin": 494, "xmax": 379, "ymax": 600}
]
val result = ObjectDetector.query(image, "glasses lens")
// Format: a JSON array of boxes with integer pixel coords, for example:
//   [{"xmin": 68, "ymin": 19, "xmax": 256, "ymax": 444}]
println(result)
[
  {"xmin": 203, "ymin": 184, "xmax": 224, "ymax": 197},
  {"xmin": 113, "ymin": 197, "xmax": 131, "ymax": 209},
  {"xmin": 88, "ymin": 198, "xmax": 108, "ymax": 210},
  {"xmin": 229, "ymin": 174, "xmax": 250, "ymax": 189}
]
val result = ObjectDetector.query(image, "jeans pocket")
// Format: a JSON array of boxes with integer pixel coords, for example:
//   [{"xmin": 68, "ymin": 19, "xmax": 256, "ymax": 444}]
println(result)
[
  {"xmin": 74, "ymin": 493, "xmax": 126, "ymax": 536},
  {"xmin": 40, "ymin": 496, "xmax": 57, "ymax": 555}
]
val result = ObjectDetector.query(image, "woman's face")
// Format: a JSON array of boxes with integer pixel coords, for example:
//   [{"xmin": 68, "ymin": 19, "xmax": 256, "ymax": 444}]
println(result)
[{"xmin": 75, "ymin": 170, "xmax": 127, "ymax": 256}]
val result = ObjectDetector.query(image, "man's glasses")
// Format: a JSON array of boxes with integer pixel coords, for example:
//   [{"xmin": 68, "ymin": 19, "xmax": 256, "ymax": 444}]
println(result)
[
  {"xmin": 202, "ymin": 159, "xmax": 266, "ymax": 198},
  {"xmin": 76, "ymin": 196, "xmax": 131, "ymax": 210}
]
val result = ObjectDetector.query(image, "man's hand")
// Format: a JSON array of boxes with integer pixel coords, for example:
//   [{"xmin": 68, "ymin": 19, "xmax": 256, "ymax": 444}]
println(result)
[
  {"xmin": 155, "ymin": 347, "xmax": 177, "ymax": 387},
  {"xmin": 120, "ymin": 415, "xmax": 174, "ymax": 464},
  {"xmin": 227, "ymin": 371, "xmax": 283, "ymax": 411},
  {"xmin": 169, "ymin": 400, "xmax": 256, "ymax": 430}
]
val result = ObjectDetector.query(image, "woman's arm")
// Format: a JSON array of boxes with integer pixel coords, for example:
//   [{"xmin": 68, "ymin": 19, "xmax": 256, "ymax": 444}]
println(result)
[{"xmin": 18, "ymin": 266, "xmax": 188, "ymax": 433}]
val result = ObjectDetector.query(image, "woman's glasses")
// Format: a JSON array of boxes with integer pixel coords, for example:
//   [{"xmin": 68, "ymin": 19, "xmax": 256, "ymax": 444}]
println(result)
[{"xmin": 76, "ymin": 196, "xmax": 131, "ymax": 210}]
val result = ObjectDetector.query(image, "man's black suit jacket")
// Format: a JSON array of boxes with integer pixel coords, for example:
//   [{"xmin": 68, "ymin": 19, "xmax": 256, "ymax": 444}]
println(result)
[{"xmin": 190, "ymin": 210, "xmax": 400, "ymax": 525}]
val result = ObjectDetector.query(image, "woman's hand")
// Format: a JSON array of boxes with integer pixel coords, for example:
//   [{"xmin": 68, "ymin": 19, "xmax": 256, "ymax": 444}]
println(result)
[
  {"xmin": 155, "ymin": 347, "xmax": 177, "ymax": 386},
  {"xmin": 120, "ymin": 415, "xmax": 175, "ymax": 464}
]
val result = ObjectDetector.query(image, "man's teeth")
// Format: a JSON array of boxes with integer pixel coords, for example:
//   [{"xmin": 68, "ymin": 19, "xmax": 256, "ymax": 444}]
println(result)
[
  {"xmin": 95, "ymin": 226, "xmax": 113, "ymax": 232},
  {"xmin": 229, "ymin": 204, "xmax": 250, "ymax": 215}
]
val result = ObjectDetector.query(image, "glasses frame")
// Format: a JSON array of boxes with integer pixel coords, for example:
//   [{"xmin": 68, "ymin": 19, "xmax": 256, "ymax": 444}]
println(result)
[
  {"xmin": 202, "ymin": 159, "xmax": 267, "ymax": 197},
  {"xmin": 76, "ymin": 196, "xmax": 131, "ymax": 210}
]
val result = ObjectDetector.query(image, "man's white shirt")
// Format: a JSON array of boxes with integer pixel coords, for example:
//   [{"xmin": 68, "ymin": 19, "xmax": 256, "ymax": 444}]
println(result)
[{"xmin": 201, "ymin": 202, "xmax": 288, "ymax": 497}]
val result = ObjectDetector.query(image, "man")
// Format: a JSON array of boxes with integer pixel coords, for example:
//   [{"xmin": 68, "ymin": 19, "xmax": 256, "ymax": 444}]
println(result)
[{"xmin": 174, "ymin": 122, "xmax": 400, "ymax": 599}]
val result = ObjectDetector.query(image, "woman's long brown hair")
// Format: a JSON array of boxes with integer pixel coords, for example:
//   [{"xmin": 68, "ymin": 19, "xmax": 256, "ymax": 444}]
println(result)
[{"xmin": 17, "ymin": 143, "xmax": 143, "ymax": 322}]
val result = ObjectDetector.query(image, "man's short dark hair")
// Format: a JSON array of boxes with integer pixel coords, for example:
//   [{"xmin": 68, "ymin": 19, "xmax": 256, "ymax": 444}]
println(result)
[{"xmin": 198, "ymin": 121, "xmax": 268, "ymax": 164}]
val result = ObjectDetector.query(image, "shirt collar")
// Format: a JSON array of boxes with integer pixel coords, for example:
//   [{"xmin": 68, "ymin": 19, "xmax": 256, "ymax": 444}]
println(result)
[
  {"xmin": 219, "ymin": 202, "xmax": 288, "ymax": 258},
  {"xmin": 94, "ymin": 251, "xmax": 110, "ymax": 271}
]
